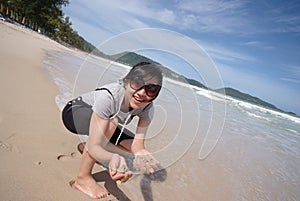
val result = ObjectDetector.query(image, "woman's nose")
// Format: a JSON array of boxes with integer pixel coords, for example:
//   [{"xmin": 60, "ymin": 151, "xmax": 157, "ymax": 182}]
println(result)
[{"xmin": 136, "ymin": 87, "xmax": 147, "ymax": 96}]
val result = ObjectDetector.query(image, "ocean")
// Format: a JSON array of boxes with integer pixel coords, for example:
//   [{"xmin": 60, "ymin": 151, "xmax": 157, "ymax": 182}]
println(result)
[{"xmin": 43, "ymin": 50, "xmax": 300, "ymax": 201}]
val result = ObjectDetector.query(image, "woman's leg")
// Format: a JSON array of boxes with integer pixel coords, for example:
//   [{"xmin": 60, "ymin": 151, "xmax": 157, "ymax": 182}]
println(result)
[
  {"xmin": 72, "ymin": 149, "xmax": 110, "ymax": 199},
  {"xmin": 73, "ymin": 118, "xmax": 136, "ymax": 198},
  {"xmin": 72, "ymin": 118, "xmax": 119, "ymax": 199}
]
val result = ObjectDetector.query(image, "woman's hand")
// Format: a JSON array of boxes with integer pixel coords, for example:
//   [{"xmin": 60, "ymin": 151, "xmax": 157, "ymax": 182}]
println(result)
[
  {"xmin": 109, "ymin": 154, "xmax": 132, "ymax": 183},
  {"xmin": 133, "ymin": 149, "xmax": 159, "ymax": 174}
]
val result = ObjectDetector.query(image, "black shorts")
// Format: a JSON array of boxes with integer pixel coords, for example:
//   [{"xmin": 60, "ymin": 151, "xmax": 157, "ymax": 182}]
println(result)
[{"xmin": 62, "ymin": 96, "xmax": 134, "ymax": 145}]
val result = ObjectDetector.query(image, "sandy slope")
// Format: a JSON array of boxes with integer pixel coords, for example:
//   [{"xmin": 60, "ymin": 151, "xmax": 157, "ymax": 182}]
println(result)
[{"xmin": 0, "ymin": 21, "xmax": 122, "ymax": 201}]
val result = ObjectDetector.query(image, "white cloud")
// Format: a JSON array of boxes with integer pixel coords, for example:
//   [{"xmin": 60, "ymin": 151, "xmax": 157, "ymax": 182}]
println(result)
[
  {"xmin": 64, "ymin": 0, "xmax": 155, "ymax": 45},
  {"xmin": 67, "ymin": 16, "xmax": 112, "ymax": 46},
  {"xmin": 198, "ymin": 41, "xmax": 256, "ymax": 63},
  {"xmin": 82, "ymin": 0, "xmax": 177, "ymax": 27},
  {"xmin": 66, "ymin": 0, "xmax": 253, "ymax": 37},
  {"xmin": 176, "ymin": 0, "xmax": 246, "ymax": 14},
  {"xmin": 280, "ymin": 78, "xmax": 300, "ymax": 84},
  {"xmin": 280, "ymin": 64, "xmax": 300, "ymax": 85},
  {"xmin": 265, "ymin": 1, "xmax": 300, "ymax": 33},
  {"xmin": 284, "ymin": 65, "xmax": 300, "ymax": 75},
  {"xmin": 175, "ymin": 0, "xmax": 251, "ymax": 33},
  {"xmin": 65, "ymin": 0, "xmax": 300, "ymax": 41},
  {"xmin": 158, "ymin": 9, "xmax": 177, "ymax": 25},
  {"xmin": 241, "ymin": 41, "xmax": 274, "ymax": 49}
]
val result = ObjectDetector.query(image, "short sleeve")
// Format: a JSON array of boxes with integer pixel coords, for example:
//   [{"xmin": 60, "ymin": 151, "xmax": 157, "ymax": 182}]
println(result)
[{"xmin": 92, "ymin": 90, "xmax": 115, "ymax": 119}]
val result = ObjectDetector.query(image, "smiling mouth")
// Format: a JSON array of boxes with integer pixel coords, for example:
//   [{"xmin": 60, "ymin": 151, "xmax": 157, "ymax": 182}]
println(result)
[{"xmin": 133, "ymin": 95, "xmax": 145, "ymax": 103}]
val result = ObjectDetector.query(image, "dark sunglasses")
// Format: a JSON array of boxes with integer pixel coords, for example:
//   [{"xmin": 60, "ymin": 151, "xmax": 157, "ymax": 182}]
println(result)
[{"xmin": 130, "ymin": 79, "xmax": 161, "ymax": 98}]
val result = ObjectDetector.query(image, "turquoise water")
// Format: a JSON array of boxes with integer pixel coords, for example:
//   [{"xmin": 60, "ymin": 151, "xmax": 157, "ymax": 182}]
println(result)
[{"xmin": 44, "ymin": 50, "xmax": 300, "ymax": 201}]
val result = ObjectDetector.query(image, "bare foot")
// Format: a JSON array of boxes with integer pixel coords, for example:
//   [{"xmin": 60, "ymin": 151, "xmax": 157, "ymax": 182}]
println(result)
[{"xmin": 70, "ymin": 175, "xmax": 110, "ymax": 199}]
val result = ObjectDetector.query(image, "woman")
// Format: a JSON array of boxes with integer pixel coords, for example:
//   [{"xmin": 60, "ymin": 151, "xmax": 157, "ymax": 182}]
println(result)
[{"xmin": 62, "ymin": 62, "xmax": 163, "ymax": 199}]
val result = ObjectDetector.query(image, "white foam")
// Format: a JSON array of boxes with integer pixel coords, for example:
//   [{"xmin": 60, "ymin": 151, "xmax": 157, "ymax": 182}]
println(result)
[
  {"xmin": 245, "ymin": 111, "xmax": 271, "ymax": 122},
  {"xmin": 225, "ymin": 96, "xmax": 300, "ymax": 124},
  {"xmin": 196, "ymin": 89, "xmax": 226, "ymax": 102}
]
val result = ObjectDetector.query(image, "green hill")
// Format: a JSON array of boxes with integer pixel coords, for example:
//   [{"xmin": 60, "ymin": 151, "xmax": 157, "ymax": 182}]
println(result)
[
  {"xmin": 214, "ymin": 87, "xmax": 297, "ymax": 116},
  {"xmin": 109, "ymin": 51, "xmax": 207, "ymax": 89},
  {"xmin": 215, "ymin": 87, "xmax": 277, "ymax": 108},
  {"xmin": 110, "ymin": 51, "xmax": 159, "ymax": 66}
]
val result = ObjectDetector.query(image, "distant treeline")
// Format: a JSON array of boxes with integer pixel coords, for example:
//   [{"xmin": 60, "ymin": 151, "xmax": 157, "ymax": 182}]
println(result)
[{"xmin": 0, "ymin": 0, "xmax": 99, "ymax": 53}]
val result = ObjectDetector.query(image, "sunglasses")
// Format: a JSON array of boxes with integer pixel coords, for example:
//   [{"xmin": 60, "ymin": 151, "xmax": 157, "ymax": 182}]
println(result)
[{"xmin": 130, "ymin": 78, "xmax": 161, "ymax": 98}]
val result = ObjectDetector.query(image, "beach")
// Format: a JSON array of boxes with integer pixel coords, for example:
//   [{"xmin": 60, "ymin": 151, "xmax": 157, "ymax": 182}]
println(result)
[
  {"xmin": 0, "ymin": 22, "xmax": 120, "ymax": 201},
  {"xmin": 1, "ymin": 21, "xmax": 300, "ymax": 201}
]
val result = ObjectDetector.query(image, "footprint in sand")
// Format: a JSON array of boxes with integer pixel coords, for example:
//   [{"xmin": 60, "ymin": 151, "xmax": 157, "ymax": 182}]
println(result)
[
  {"xmin": 57, "ymin": 152, "xmax": 80, "ymax": 161},
  {"xmin": 0, "ymin": 133, "xmax": 19, "ymax": 153},
  {"xmin": 0, "ymin": 140, "xmax": 12, "ymax": 151}
]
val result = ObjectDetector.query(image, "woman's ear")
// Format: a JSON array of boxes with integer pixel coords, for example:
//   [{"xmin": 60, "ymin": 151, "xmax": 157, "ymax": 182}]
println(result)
[{"xmin": 123, "ymin": 79, "xmax": 129, "ymax": 88}]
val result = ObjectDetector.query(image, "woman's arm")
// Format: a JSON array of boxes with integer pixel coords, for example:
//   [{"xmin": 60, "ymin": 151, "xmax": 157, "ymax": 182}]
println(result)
[
  {"xmin": 87, "ymin": 112, "xmax": 115, "ymax": 162},
  {"xmin": 132, "ymin": 118, "xmax": 159, "ymax": 174},
  {"xmin": 131, "ymin": 118, "xmax": 151, "ymax": 154},
  {"xmin": 87, "ymin": 112, "xmax": 132, "ymax": 181}
]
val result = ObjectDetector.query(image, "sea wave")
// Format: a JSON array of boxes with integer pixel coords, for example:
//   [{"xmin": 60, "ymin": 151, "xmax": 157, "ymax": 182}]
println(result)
[{"xmin": 226, "ymin": 96, "xmax": 300, "ymax": 124}]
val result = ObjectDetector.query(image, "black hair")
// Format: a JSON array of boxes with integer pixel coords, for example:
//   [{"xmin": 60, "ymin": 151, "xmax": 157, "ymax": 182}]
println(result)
[{"xmin": 123, "ymin": 62, "xmax": 163, "ymax": 86}]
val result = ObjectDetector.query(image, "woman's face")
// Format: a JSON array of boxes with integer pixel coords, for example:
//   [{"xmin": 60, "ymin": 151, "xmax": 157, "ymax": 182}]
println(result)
[{"xmin": 125, "ymin": 75, "xmax": 160, "ymax": 110}]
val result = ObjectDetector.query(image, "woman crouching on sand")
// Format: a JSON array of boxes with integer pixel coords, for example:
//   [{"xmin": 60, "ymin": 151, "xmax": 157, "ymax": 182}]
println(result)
[{"xmin": 62, "ymin": 62, "xmax": 162, "ymax": 199}]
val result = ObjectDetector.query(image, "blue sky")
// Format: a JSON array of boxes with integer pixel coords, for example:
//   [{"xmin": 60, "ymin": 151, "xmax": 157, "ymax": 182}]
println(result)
[{"xmin": 63, "ymin": 0, "xmax": 300, "ymax": 115}]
